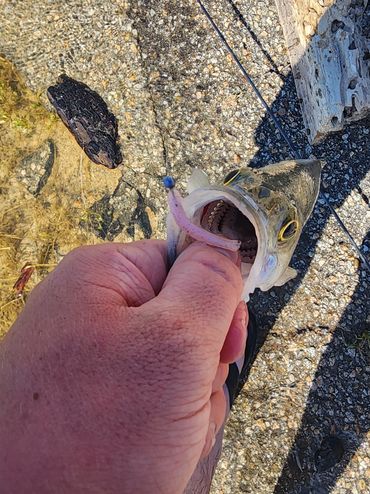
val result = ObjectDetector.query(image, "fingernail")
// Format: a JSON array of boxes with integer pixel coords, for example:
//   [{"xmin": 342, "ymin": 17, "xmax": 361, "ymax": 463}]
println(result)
[
  {"xmin": 211, "ymin": 430, "xmax": 216, "ymax": 449},
  {"xmin": 203, "ymin": 422, "xmax": 217, "ymax": 458},
  {"xmin": 214, "ymin": 248, "xmax": 240, "ymax": 266},
  {"xmin": 208, "ymin": 422, "xmax": 217, "ymax": 451}
]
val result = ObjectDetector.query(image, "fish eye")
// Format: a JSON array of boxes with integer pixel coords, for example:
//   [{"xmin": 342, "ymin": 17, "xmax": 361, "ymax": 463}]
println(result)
[
  {"xmin": 223, "ymin": 169, "xmax": 240, "ymax": 186},
  {"xmin": 278, "ymin": 219, "xmax": 299, "ymax": 242}
]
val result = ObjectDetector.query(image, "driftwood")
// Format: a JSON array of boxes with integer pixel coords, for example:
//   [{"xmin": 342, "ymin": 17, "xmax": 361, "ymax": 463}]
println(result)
[{"xmin": 274, "ymin": 0, "xmax": 370, "ymax": 142}]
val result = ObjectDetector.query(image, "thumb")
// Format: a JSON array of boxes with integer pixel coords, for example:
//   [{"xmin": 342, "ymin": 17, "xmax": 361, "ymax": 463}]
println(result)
[{"xmin": 151, "ymin": 242, "xmax": 243, "ymax": 354}]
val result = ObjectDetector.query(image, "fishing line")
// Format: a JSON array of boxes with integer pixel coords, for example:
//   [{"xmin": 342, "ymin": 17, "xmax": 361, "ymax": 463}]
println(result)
[
  {"xmin": 225, "ymin": 0, "xmax": 285, "ymax": 81},
  {"xmin": 196, "ymin": 0, "xmax": 299, "ymax": 159},
  {"xmin": 196, "ymin": 0, "xmax": 370, "ymax": 272}
]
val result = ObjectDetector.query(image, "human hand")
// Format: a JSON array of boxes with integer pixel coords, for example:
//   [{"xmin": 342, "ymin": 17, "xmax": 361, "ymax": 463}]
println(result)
[{"xmin": 0, "ymin": 240, "xmax": 247, "ymax": 494}]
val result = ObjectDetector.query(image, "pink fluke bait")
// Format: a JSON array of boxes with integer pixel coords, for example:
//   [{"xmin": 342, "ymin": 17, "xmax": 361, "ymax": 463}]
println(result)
[{"xmin": 163, "ymin": 176, "xmax": 241, "ymax": 252}]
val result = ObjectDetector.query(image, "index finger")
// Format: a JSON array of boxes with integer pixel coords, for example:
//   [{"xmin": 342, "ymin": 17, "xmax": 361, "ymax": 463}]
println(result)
[{"xmin": 31, "ymin": 240, "xmax": 169, "ymax": 309}]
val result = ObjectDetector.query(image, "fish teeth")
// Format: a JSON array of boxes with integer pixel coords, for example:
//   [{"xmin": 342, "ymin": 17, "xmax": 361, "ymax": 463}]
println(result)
[
  {"xmin": 203, "ymin": 200, "xmax": 258, "ymax": 264},
  {"xmin": 207, "ymin": 201, "xmax": 228, "ymax": 230}
]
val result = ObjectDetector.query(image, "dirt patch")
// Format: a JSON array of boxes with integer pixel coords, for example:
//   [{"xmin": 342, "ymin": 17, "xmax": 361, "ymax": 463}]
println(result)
[{"xmin": 0, "ymin": 56, "xmax": 123, "ymax": 335}]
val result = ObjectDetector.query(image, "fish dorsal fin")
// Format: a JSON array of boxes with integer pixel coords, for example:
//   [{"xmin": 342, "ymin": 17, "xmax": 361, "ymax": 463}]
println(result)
[
  {"xmin": 274, "ymin": 266, "xmax": 298, "ymax": 287},
  {"xmin": 187, "ymin": 168, "xmax": 210, "ymax": 193}
]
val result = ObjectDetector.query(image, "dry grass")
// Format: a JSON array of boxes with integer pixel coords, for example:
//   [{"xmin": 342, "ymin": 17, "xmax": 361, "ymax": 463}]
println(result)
[
  {"xmin": 0, "ymin": 198, "xmax": 88, "ymax": 334},
  {"xmin": 0, "ymin": 56, "xmax": 122, "ymax": 336}
]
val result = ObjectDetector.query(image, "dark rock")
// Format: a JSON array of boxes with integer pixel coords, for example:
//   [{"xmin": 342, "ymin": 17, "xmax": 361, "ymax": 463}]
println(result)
[
  {"xmin": 47, "ymin": 75, "xmax": 122, "ymax": 169},
  {"xmin": 17, "ymin": 139, "xmax": 55, "ymax": 196}
]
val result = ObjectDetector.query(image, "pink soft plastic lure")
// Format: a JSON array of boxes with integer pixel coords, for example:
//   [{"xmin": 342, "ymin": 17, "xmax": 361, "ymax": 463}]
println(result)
[{"xmin": 163, "ymin": 176, "xmax": 241, "ymax": 252}]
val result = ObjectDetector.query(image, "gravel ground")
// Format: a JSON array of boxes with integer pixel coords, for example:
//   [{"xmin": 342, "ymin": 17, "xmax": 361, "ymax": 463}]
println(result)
[{"xmin": 1, "ymin": 0, "xmax": 369, "ymax": 492}]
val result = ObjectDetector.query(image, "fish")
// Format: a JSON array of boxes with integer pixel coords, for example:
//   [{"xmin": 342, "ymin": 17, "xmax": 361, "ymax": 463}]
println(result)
[{"xmin": 166, "ymin": 159, "xmax": 322, "ymax": 301}]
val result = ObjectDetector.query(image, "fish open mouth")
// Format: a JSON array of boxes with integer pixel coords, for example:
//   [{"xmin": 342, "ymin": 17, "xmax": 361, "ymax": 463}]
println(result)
[{"xmin": 200, "ymin": 200, "xmax": 258, "ymax": 263}]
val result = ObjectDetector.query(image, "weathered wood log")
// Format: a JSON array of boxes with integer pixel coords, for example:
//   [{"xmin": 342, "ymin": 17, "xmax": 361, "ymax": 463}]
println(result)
[{"xmin": 274, "ymin": 0, "xmax": 370, "ymax": 142}]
